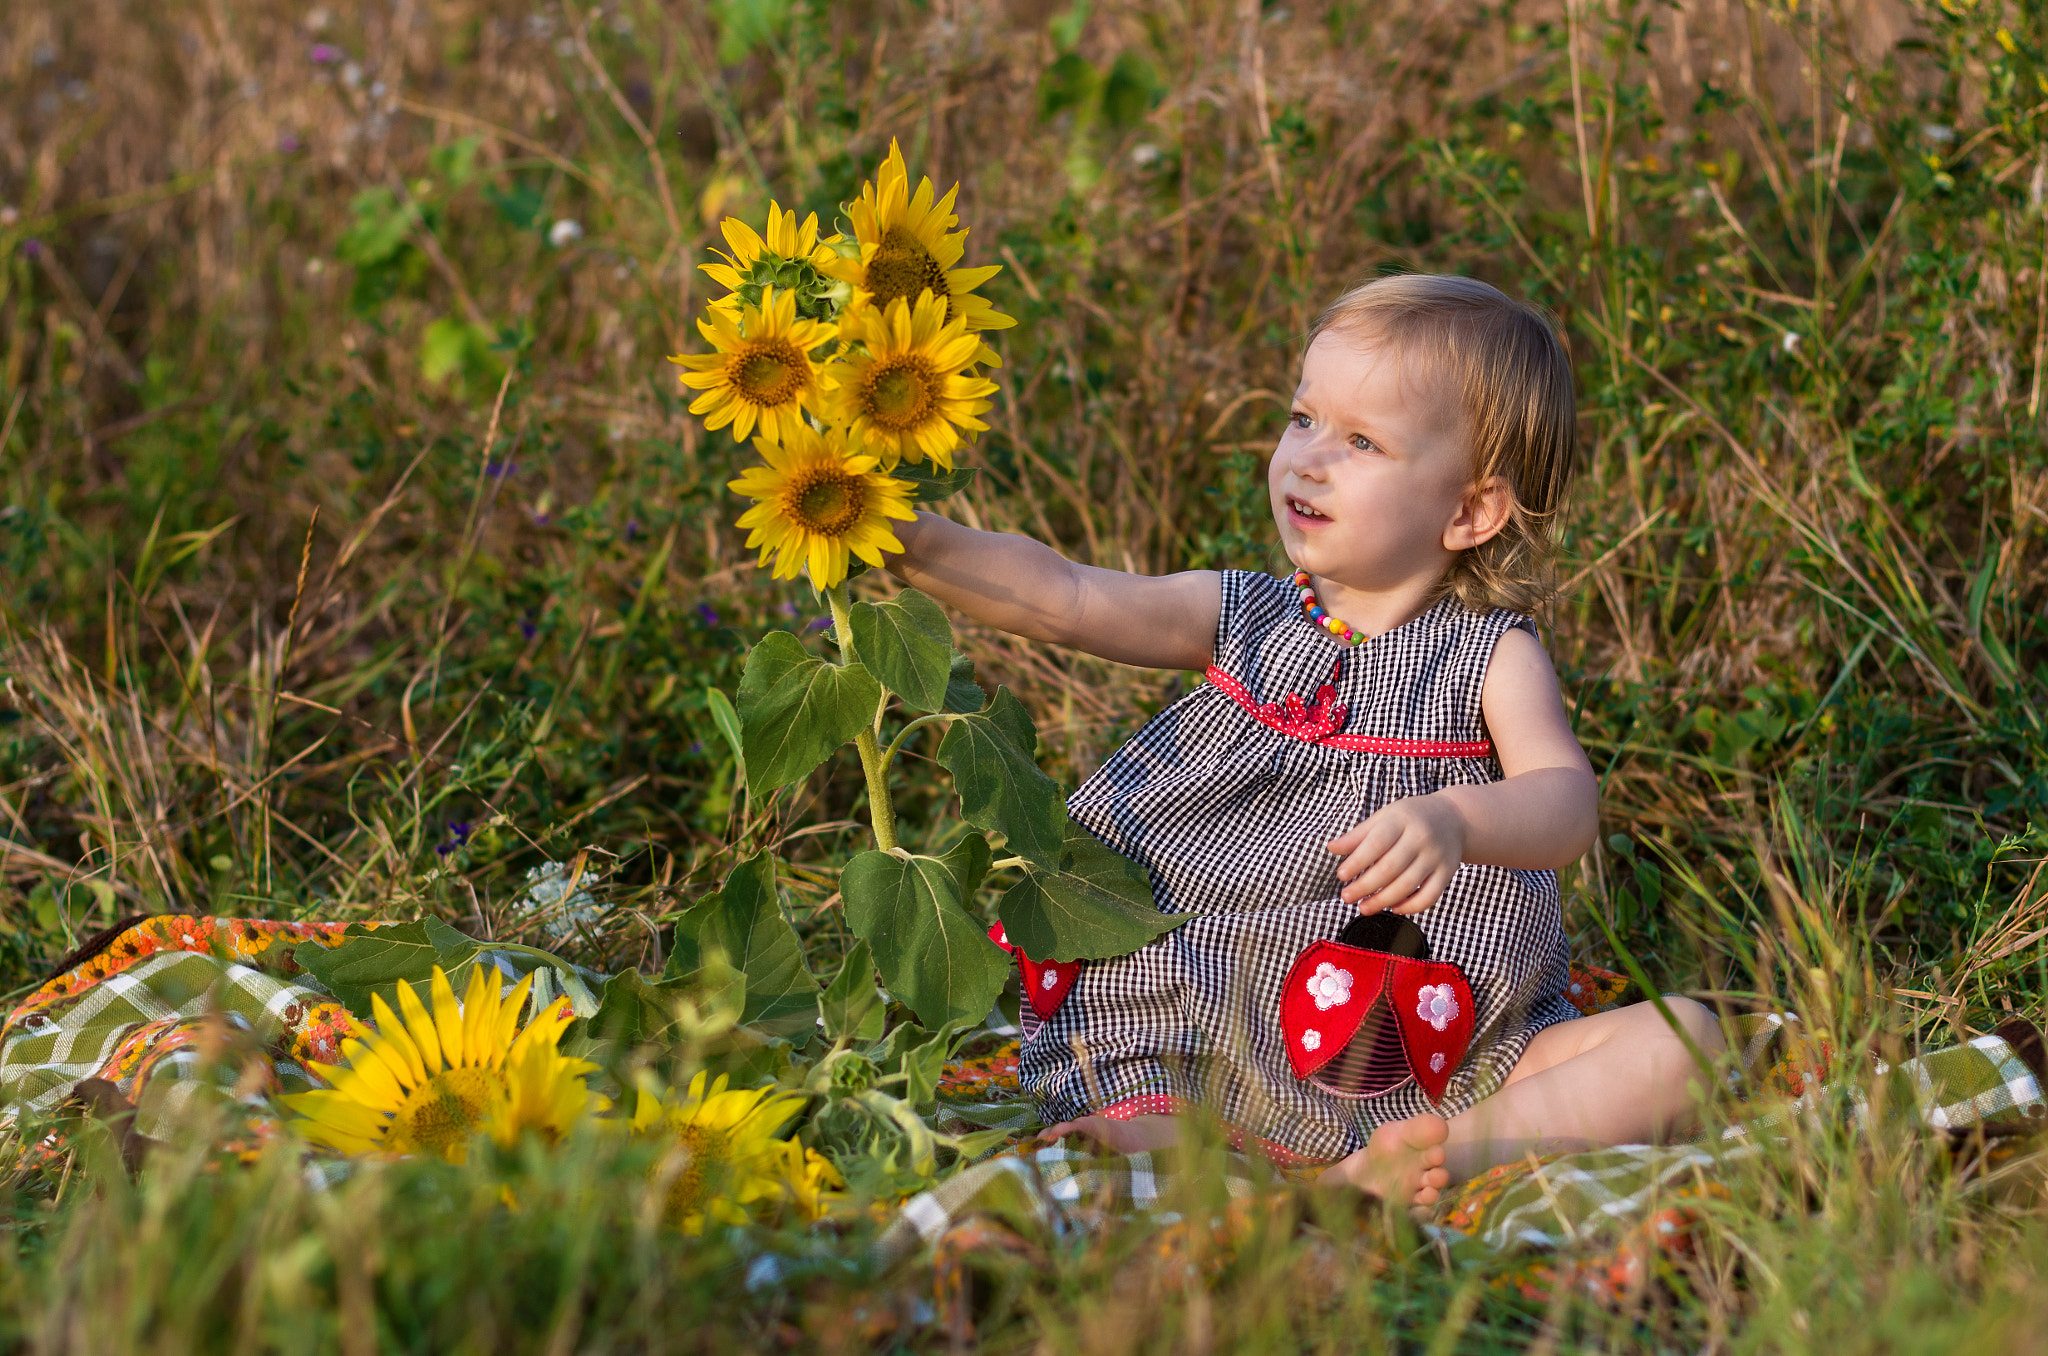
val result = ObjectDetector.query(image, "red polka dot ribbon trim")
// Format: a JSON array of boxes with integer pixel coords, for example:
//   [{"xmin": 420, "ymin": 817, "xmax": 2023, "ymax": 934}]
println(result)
[{"xmin": 1205, "ymin": 665, "xmax": 1494, "ymax": 759}]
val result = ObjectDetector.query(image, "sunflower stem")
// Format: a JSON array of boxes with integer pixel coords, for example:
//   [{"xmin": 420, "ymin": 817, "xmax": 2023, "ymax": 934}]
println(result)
[{"xmin": 826, "ymin": 582, "xmax": 899, "ymax": 852}]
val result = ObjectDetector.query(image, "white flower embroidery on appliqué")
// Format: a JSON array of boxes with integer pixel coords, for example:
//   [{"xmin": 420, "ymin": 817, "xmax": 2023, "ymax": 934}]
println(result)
[
  {"xmin": 1041, "ymin": 969, "xmax": 1058, "ymax": 989},
  {"xmin": 1301, "ymin": 1029, "xmax": 1322, "ymax": 1052},
  {"xmin": 1429, "ymin": 1052, "xmax": 1445, "ymax": 1073},
  {"xmin": 1307, "ymin": 962, "xmax": 1354, "ymax": 1011},
  {"xmin": 1415, "ymin": 983, "xmax": 1460, "ymax": 1032}
]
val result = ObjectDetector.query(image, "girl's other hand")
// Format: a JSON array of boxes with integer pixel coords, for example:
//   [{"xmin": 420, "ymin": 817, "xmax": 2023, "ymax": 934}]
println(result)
[{"xmin": 1328, "ymin": 794, "xmax": 1469, "ymax": 914}]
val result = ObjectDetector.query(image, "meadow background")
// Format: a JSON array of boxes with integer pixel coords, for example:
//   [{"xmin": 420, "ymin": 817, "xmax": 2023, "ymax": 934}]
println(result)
[{"xmin": 5, "ymin": 0, "xmax": 2048, "ymax": 1349}]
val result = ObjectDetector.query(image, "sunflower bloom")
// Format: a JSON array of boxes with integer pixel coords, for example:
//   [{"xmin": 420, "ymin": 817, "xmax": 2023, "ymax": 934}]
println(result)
[
  {"xmin": 669, "ymin": 286, "xmax": 836, "ymax": 444},
  {"xmin": 823, "ymin": 140, "xmax": 1015, "ymax": 363},
  {"xmin": 821, "ymin": 291, "xmax": 997, "ymax": 471},
  {"xmin": 702, "ymin": 201, "xmax": 851, "ymax": 323},
  {"xmin": 728, "ymin": 423, "xmax": 917, "ymax": 587},
  {"xmin": 631, "ymin": 1072, "xmax": 839, "ymax": 1233},
  {"xmin": 282, "ymin": 966, "xmax": 602, "ymax": 1164}
]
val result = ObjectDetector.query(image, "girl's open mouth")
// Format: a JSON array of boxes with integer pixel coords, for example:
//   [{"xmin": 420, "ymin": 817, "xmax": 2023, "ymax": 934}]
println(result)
[{"xmin": 1287, "ymin": 496, "xmax": 1331, "ymax": 524}]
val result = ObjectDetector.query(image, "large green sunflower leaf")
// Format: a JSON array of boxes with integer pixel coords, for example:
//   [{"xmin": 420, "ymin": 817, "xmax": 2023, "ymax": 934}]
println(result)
[
  {"xmin": 936, "ymin": 688, "xmax": 1064, "ymax": 868},
  {"xmin": 849, "ymin": 589, "xmax": 954, "ymax": 712},
  {"xmin": 820, "ymin": 937, "xmax": 887, "ymax": 1042},
  {"xmin": 998, "ymin": 821, "xmax": 1186, "ymax": 962},
  {"xmin": 841, "ymin": 833, "xmax": 1009, "ymax": 1030},
  {"xmin": 893, "ymin": 462, "xmax": 978, "ymax": 502},
  {"xmin": 670, "ymin": 851, "xmax": 817, "ymax": 1036},
  {"xmin": 737, "ymin": 630, "xmax": 881, "ymax": 790},
  {"xmin": 943, "ymin": 651, "xmax": 987, "ymax": 714},
  {"xmin": 294, "ymin": 917, "xmax": 481, "ymax": 1018}
]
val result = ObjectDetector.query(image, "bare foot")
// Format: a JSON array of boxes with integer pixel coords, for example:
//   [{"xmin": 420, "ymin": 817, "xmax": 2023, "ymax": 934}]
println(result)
[
  {"xmin": 1037, "ymin": 1113, "xmax": 1180, "ymax": 1153},
  {"xmin": 1318, "ymin": 1114, "xmax": 1452, "ymax": 1207}
]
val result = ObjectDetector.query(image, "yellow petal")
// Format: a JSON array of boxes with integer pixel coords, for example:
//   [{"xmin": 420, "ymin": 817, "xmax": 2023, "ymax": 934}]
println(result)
[
  {"xmin": 369, "ymin": 992, "xmax": 428, "ymax": 1085},
  {"xmin": 396, "ymin": 978, "xmax": 444, "ymax": 1073}
]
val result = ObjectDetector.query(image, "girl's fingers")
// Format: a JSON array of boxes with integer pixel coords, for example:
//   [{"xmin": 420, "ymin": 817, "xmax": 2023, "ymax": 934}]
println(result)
[
  {"xmin": 1344, "ymin": 843, "xmax": 1420, "ymax": 906},
  {"xmin": 1327, "ymin": 821, "xmax": 1369, "ymax": 855},
  {"xmin": 1388, "ymin": 867, "xmax": 1453, "ymax": 915},
  {"xmin": 1335, "ymin": 819, "xmax": 1401, "ymax": 884},
  {"xmin": 1355, "ymin": 855, "xmax": 1434, "ymax": 912}
]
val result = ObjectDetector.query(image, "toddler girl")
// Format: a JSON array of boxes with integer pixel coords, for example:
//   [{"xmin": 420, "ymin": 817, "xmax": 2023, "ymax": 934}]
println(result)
[{"xmin": 885, "ymin": 273, "xmax": 1723, "ymax": 1204}]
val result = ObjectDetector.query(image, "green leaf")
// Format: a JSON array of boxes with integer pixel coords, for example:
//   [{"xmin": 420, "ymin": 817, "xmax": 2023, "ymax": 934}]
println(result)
[
  {"xmin": 419, "ymin": 316, "xmax": 503, "ymax": 392},
  {"xmin": 998, "ymin": 820, "xmax": 1186, "ymax": 962},
  {"xmin": 820, "ymin": 937, "xmax": 886, "ymax": 1042},
  {"xmin": 586, "ymin": 969, "xmax": 691, "ymax": 1050},
  {"xmin": 671, "ymin": 852, "xmax": 817, "ymax": 1036},
  {"xmin": 1100, "ymin": 51, "xmax": 1164, "ymax": 128},
  {"xmin": 841, "ymin": 834, "xmax": 1009, "ymax": 1030},
  {"xmin": 712, "ymin": 0, "xmax": 792, "ymax": 62},
  {"xmin": 737, "ymin": 631, "xmax": 881, "ymax": 790},
  {"xmin": 294, "ymin": 918, "xmax": 481, "ymax": 1018},
  {"xmin": 849, "ymin": 589, "xmax": 955, "ymax": 712},
  {"xmin": 944, "ymin": 651, "xmax": 987, "ymax": 714},
  {"xmin": 936, "ymin": 688, "xmax": 1064, "ymax": 868},
  {"xmin": 704, "ymin": 686, "xmax": 745, "ymax": 774},
  {"xmin": 893, "ymin": 461, "xmax": 979, "ymax": 503}
]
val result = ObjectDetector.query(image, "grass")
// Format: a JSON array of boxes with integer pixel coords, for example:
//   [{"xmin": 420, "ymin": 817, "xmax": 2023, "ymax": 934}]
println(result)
[{"xmin": 5, "ymin": 0, "xmax": 2048, "ymax": 1348}]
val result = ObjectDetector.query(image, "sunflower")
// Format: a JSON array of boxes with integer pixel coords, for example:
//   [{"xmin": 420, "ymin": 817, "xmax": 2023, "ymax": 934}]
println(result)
[
  {"xmin": 822, "ymin": 290, "xmax": 997, "ymax": 471},
  {"xmin": 669, "ymin": 286, "xmax": 836, "ymax": 444},
  {"xmin": 728, "ymin": 423, "xmax": 917, "ymax": 588},
  {"xmin": 282, "ymin": 966, "xmax": 602, "ymax": 1164},
  {"xmin": 701, "ymin": 201, "xmax": 851, "ymax": 324},
  {"xmin": 630, "ymin": 1072, "xmax": 834, "ymax": 1233},
  {"xmin": 822, "ymin": 140, "xmax": 1016, "ymax": 363}
]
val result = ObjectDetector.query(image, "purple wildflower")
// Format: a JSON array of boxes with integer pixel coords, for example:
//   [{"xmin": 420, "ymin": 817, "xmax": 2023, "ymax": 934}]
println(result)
[
  {"xmin": 807, "ymin": 615, "xmax": 833, "ymax": 632},
  {"xmin": 21, "ymin": 240, "xmax": 42, "ymax": 260},
  {"xmin": 779, "ymin": 601, "xmax": 798, "ymax": 617},
  {"xmin": 623, "ymin": 519, "xmax": 641, "ymax": 541},
  {"xmin": 694, "ymin": 602, "xmax": 720, "ymax": 628},
  {"xmin": 519, "ymin": 616, "xmax": 538, "ymax": 640},
  {"xmin": 311, "ymin": 43, "xmax": 343, "ymax": 64},
  {"xmin": 486, "ymin": 460, "xmax": 518, "ymax": 479},
  {"xmin": 687, "ymin": 740, "xmax": 704, "ymax": 754},
  {"xmin": 435, "ymin": 821, "xmax": 474, "ymax": 856},
  {"xmin": 277, "ymin": 133, "xmax": 303, "ymax": 153}
]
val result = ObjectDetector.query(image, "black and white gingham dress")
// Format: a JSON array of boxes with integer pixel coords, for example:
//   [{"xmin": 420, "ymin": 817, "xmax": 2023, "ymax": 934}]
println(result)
[{"xmin": 1021, "ymin": 570, "xmax": 1578, "ymax": 1161}]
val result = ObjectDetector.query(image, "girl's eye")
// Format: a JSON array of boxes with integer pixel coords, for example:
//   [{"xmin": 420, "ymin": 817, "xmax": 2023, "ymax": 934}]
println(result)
[
  {"xmin": 1350, "ymin": 433, "xmax": 1378, "ymax": 453},
  {"xmin": 1289, "ymin": 411, "xmax": 1313, "ymax": 429}
]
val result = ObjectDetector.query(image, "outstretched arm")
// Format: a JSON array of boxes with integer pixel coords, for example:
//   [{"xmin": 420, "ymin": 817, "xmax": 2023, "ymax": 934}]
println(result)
[
  {"xmin": 885, "ymin": 511, "xmax": 1221, "ymax": 672},
  {"xmin": 1329, "ymin": 625, "xmax": 1597, "ymax": 912}
]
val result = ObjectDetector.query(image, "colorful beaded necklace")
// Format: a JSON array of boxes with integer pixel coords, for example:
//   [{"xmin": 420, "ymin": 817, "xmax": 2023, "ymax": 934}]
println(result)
[{"xmin": 1294, "ymin": 569, "xmax": 1368, "ymax": 645}]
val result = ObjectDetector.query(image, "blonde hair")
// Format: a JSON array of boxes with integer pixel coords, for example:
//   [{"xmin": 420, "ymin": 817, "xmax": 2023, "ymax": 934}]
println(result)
[{"xmin": 1309, "ymin": 273, "xmax": 1576, "ymax": 615}]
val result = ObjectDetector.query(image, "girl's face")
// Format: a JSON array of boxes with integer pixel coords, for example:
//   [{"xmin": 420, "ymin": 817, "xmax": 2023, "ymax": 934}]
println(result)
[{"xmin": 1267, "ymin": 333, "xmax": 1488, "ymax": 599}]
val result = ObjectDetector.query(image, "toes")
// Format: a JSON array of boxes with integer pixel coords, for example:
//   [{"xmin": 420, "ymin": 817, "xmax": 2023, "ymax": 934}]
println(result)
[
  {"xmin": 1412, "ymin": 1184, "xmax": 1440, "ymax": 1207},
  {"xmin": 1422, "ymin": 1166, "xmax": 1450, "ymax": 1189}
]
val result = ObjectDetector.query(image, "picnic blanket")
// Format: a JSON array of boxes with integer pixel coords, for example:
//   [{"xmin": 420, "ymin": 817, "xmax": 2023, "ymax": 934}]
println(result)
[
  {"xmin": 890, "ymin": 987, "xmax": 2048, "ymax": 1306},
  {"xmin": 5, "ymin": 915, "xmax": 2043, "ymax": 1309}
]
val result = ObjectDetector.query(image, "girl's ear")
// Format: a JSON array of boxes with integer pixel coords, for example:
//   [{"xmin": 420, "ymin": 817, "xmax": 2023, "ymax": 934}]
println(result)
[{"xmin": 1442, "ymin": 476, "xmax": 1514, "ymax": 551}]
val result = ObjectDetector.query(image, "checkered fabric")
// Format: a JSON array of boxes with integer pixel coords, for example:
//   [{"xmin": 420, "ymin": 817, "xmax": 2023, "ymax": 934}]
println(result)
[
  {"xmin": 1035, "ymin": 571, "xmax": 1577, "ymax": 1159},
  {"xmin": 887, "ymin": 1022, "xmax": 2048, "ymax": 1271},
  {"xmin": 0, "ymin": 950, "xmax": 352, "ymax": 1140}
]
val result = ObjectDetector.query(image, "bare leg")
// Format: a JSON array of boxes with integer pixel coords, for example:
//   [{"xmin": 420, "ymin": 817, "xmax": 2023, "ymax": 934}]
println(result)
[
  {"xmin": 1038, "ymin": 1113, "xmax": 1180, "ymax": 1153},
  {"xmin": 1327, "ymin": 995, "xmax": 1725, "ymax": 1199}
]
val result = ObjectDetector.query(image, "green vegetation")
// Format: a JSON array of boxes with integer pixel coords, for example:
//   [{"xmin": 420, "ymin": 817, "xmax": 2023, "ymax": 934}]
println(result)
[{"xmin": 5, "ymin": 0, "xmax": 2048, "ymax": 1348}]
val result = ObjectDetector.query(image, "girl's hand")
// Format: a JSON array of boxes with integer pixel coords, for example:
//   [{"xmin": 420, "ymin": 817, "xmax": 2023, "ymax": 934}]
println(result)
[{"xmin": 1328, "ymin": 794, "xmax": 1469, "ymax": 915}]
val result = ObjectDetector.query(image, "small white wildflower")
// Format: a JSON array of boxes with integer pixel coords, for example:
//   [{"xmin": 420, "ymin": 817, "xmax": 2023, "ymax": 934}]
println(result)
[
  {"xmin": 548, "ymin": 218, "xmax": 584, "ymax": 248},
  {"xmin": 1781, "ymin": 331, "xmax": 1800, "ymax": 354},
  {"xmin": 1131, "ymin": 143, "xmax": 1161, "ymax": 168}
]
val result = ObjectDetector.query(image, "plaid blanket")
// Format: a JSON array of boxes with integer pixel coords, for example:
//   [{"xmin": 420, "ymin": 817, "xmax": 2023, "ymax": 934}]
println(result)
[
  {"xmin": 888, "ymin": 1004, "xmax": 2048, "ymax": 1283},
  {"xmin": 0, "ymin": 916, "xmax": 369, "ymax": 1141}
]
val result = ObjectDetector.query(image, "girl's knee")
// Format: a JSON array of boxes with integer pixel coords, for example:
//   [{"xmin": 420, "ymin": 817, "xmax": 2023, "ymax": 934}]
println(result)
[{"xmin": 1652, "ymin": 995, "xmax": 1725, "ymax": 1054}]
